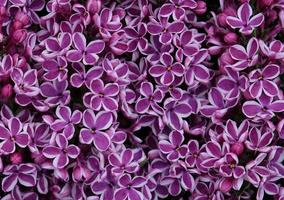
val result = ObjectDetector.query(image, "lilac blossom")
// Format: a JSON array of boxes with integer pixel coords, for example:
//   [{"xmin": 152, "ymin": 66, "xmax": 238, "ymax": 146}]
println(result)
[
  {"xmin": 226, "ymin": 3, "xmax": 264, "ymax": 35},
  {"xmin": 42, "ymin": 134, "xmax": 80, "ymax": 169},
  {"xmin": 79, "ymin": 109, "xmax": 113, "ymax": 151},
  {"xmin": 0, "ymin": 117, "xmax": 29, "ymax": 154}
]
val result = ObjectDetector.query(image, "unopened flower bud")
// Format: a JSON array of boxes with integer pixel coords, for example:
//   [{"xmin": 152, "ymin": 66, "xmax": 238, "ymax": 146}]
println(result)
[
  {"xmin": 87, "ymin": 0, "xmax": 101, "ymax": 15},
  {"xmin": 193, "ymin": 1, "xmax": 207, "ymax": 15},
  {"xmin": 10, "ymin": 152, "xmax": 23, "ymax": 164},
  {"xmin": 224, "ymin": 32, "xmax": 238, "ymax": 44},
  {"xmin": 218, "ymin": 13, "xmax": 228, "ymax": 27},
  {"xmin": 231, "ymin": 142, "xmax": 244, "ymax": 155},
  {"xmin": 259, "ymin": 0, "xmax": 273, "ymax": 7},
  {"xmin": 1, "ymin": 83, "xmax": 13, "ymax": 98},
  {"xmin": 12, "ymin": 29, "xmax": 27, "ymax": 43}
]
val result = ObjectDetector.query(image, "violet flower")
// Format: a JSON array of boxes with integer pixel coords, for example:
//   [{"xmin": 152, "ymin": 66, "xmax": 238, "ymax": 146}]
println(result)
[{"xmin": 226, "ymin": 3, "xmax": 264, "ymax": 35}]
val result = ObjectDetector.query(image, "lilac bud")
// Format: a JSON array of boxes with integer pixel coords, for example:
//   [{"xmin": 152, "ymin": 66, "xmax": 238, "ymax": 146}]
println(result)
[
  {"xmin": 15, "ymin": 12, "xmax": 30, "ymax": 26},
  {"xmin": 193, "ymin": 1, "xmax": 207, "ymax": 15},
  {"xmin": 224, "ymin": 32, "xmax": 238, "ymax": 44},
  {"xmin": 10, "ymin": 152, "xmax": 23, "ymax": 164},
  {"xmin": 231, "ymin": 142, "xmax": 244, "ymax": 156},
  {"xmin": 87, "ymin": 0, "xmax": 101, "ymax": 15},
  {"xmin": 12, "ymin": 29, "xmax": 27, "ymax": 43},
  {"xmin": 217, "ymin": 13, "xmax": 228, "ymax": 27},
  {"xmin": 1, "ymin": 83, "xmax": 13, "ymax": 98},
  {"xmin": 259, "ymin": 0, "xmax": 274, "ymax": 7}
]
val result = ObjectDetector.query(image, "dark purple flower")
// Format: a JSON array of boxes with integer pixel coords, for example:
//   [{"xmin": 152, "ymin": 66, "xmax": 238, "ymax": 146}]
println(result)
[
  {"xmin": 125, "ymin": 22, "xmax": 148, "ymax": 52},
  {"xmin": 220, "ymin": 153, "xmax": 245, "ymax": 179},
  {"xmin": 42, "ymin": 134, "xmax": 80, "ymax": 169},
  {"xmin": 149, "ymin": 53, "xmax": 184, "ymax": 86},
  {"xmin": 11, "ymin": 68, "xmax": 40, "ymax": 96},
  {"xmin": 226, "ymin": 3, "xmax": 264, "ymax": 35},
  {"xmin": 88, "ymin": 79, "xmax": 120, "ymax": 111},
  {"xmin": 79, "ymin": 109, "xmax": 113, "ymax": 151},
  {"xmin": 259, "ymin": 39, "xmax": 284, "ymax": 59},
  {"xmin": 114, "ymin": 174, "xmax": 146, "ymax": 200},
  {"xmin": 158, "ymin": 130, "xmax": 187, "ymax": 162},
  {"xmin": 51, "ymin": 106, "xmax": 82, "ymax": 139},
  {"xmin": 245, "ymin": 127, "xmax": 273, "ymax": 152},
  {"xmin": 2, "ymin": 163, "xmax": 37, "ymax": 192},
  {"xmin": 242, "ymin": 94, "xmax": 284, "ymax": 119},
  {"xmin": 159, "ymin": 0, "xmax": 197, "ymax": 20},
  {"xmin": 135, "ymin": 81, "xmax": 164, "ymax": 114},
  {"xmin": 248, "ymin": 64, "xmax": 280, "ymax": 98},
  {"xmin": 0, "ymin": 117, "xmax": 29, "ymax": 154},
  {"xmin": 42, "ymin": 56, "xmax": 68, "ymax": 81},
  {"xmin": 228, "ymin": 37, "xmax": 259, "ymax": 71},
  {"xmin": 70, "ymin": 63, "xmax": 103, "ymax": 88},
  {"xmin": 147, "ymin": 17, "xmax": 184, "ymax": 44},
  {"xmin": 43, "ymin": 33, "xmax": 72, "ymax": 58},
  {"xmin": 108, "ymin": 149, "xmax": 139, "ymax": 174},
  {"xmin": 66, "ymin": 32, "xmax": 105, "ymax": 65}
]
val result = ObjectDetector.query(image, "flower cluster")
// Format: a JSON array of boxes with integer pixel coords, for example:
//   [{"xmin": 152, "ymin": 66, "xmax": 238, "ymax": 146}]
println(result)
[{"xmin": 0, "ymin": 0, "xmax": 284, "ymax": 199}]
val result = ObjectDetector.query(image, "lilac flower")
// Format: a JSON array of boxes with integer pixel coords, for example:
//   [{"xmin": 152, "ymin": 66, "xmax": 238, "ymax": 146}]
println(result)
[
  {"xmin": 200, "ymin": 87, "xmax": 237, "ymax": 121},
  {"xmin": 185, "ymin": 49, "xmax": 210, "ymax": 86},
  {"xmin": 248, "ymin": 64, "xmax": 280, "ymax": 98},
  {"xmin": 245, "ymin": 153, "xmax": 270, "ymax": 186},
  {"xmin": 149, "ymin": 53, "xmax": 184, "ymax": 85},
  {"xmin": 102, "ymin": 58, "xmax": 129, "ymax": 85},
  {"xmin": 42, "ymin": 56, "xmax": 68, "ymax": 81},
  {"xmin": 164, "ymin": 98, "xmax": 191, "ymax": 130},
  {"xmin": 223, "ymin": 120, "xmax": 249, "ymax": 155},
  {"xmin": 79, "ymin": 109, "xmax": 113, "ymax": 151},
  {"xmin": 201, "ymin": 141, "xmax": 228, "ymax": 168},
  {"xmin": 217, "ymin": 67, "xmax": 248, "ymax": 100},
  {"xmin": 158, "ymin": 130, "xmax": 187, "ymax": 162},
  {"xmin": 88, "ymin": 79, "xmax": 120, "ymax": 111},
  {"xmin": 2, "ymin": 164, "xmax": 37, "ymax": 192},
  {"xmin": 245, "ymin": 127, "xmax": 273, "ymax": 152},
  {"xmin": 220, "ymin": 153, "xmax": 245, "ymax": 179},
  {"xmin": 11, "ymin": 68, "xmax": 40, "ymax": 96},
  {"xmin": 226, "ymin": 3, "xmax": 264, "ymax": 35},
  {"xmin": 242, "ymin": 94, "xmax": 284, "ymax": 119},
  {"xmin": 147, "ymin": 17, "xmax": 185, "ymax": 44},
  {"xmin": 159, "ymin": 0, "xmax": 197, "ymax": 20},
  {"xmin": 125, "ymin": 23, "xmax": 148, "ymax": 52},
  {"xmin": 51, "ymin": 106, "xmax": 82, "ymax": 139},
  {"xmin": 259, "ymin": 40, "xmax": 284, "ymax": 59},
  {"xmin": 135, "ymin": 81, "xmax": 164, "ymax": 114},
  {"xmin": 114, "ymin": 174, "xmax": 146, "ymax": 200},
  {"xmin": 108, "ymin": 149, "xmax": 139, "ymax": 174},
  {"xmin": 42, "ymin": 134, "xmax": 80, "ymax": 169},
  {"xmin": 93, "ymin": 7, "xmax": 123, "ymax": 38},
  {"xmin": 43, "ymin": 33, "xmax": 72, "ymax": 58},
  {"xmin": 40, "ymin": 80, "xmax": 70, "ymax": 106},
  {"xmin": 0, "ymin": 117, "xmax": 29, "ymax": 154},
  {"xmin": 0, "ymin": 54, "xmax": 13, "ymax": 80},
  {"xmin": 185, "ymin": 140, "xmax": 203, "ymax": 168},
  {"xmin": 70, "ymin": 63, "xmax": 103, "ymax": 88},
  {"xmin": 67, "ymin": 32, "xmax": 105, "ymax": 65},
  {"xmin": 228, "ymin": 37, "xmax": 259, "ymax": 70},
  {"xmin": 9, "ymin": 0, "xmax": 45, "ymax": 23}
]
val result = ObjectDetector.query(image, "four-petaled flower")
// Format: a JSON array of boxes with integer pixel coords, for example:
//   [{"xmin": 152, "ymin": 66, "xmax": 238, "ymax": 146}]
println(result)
[
  {"xmin": 67, "ymin": 32, "xmax": 105, "ymax": 65},
  {"xmin": 43, "ymin": 134, "xmax": 80, "ymax": 169},
  {"xmin": 159, "ymin": 130, "xmax": 187, "ymax": 162},
  {"xmin": 0, "ymin": 117, "xmax": 30, "ymax": 154},
  {"xmin": 2, "ymin": 163, "xmax": 37, "ymax": 192},
  {"xmin": 226, "ymin": 3, "xmax": 264, "ymax": 35},
  {"xmin": 79, "ymin": 109, "xmax": 113, "ymax": 151},
  {"xmin": 149, "ymin": 53, "xmax": 184, "ymax": 86},
  {"xmin": 220, "ymin": 153, "xmax": 246, "ymax": 179}
]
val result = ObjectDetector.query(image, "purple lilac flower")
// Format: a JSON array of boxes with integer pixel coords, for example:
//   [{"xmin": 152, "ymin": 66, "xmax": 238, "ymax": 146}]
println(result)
[
  {"xmin": 0, "ymin": 117, "xmax": 29, "ymax": 154},
  {"xmin": 2, "ymin": 163, "xmax": 37, "ymax": 192},
  {"xmin": 42, "ymin": 134, "xmax": 80, "ymax": 169},
  {"xmin": 226, "ymin": 3, "xmax": 264, "ymax": 35},
  {"xmin": 67, "ymin": 32, "xmax": 105, "ymax": 65},
  {"xmin": 79, "ymin": 109, "xmax": 113, "ymax": 151}
]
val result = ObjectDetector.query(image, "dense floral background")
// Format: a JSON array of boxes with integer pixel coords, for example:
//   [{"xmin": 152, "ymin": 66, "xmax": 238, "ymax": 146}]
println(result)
[{"xmin": 0, "ymin": 0, "xmax": 284, "ymax": 199}]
